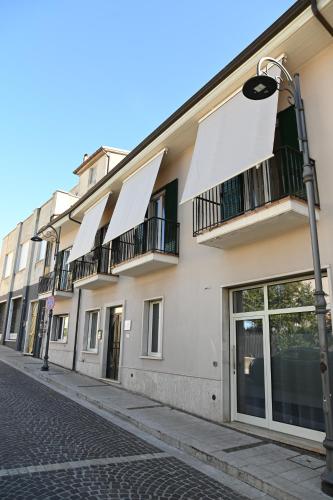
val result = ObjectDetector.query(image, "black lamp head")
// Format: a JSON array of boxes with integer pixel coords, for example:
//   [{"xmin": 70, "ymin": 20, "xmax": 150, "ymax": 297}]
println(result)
[
  {"xmin": 31, "ymin": 235, "xmax": 43, "ymax": 242},
  {"xmin": 242, "ymin": 74, "xmax": 278, "ymax": 100}
]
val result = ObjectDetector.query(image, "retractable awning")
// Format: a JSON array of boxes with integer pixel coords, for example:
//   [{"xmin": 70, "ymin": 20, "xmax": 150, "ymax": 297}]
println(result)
[
  {"xmin": 180, "ymin": 66, "xmax": 281, "ymax": 204},
  {"xmin": 103, "ymin": 149, "xmax": 166, "ymax": 244},
  {"xmin": 67, "ymin": 194, "xmax": 110, "ymax": 264}
]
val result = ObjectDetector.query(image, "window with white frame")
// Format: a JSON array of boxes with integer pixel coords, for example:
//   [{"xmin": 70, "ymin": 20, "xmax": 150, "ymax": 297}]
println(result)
[
  {"xmin": 142, "ymin": 299, "xmax": 163, "ymax": 357},
  {"xmin": 86, "ymin": 310, "xmax": 99, "ymax": 351},
  {"xmin": 18, "ymin": 241, "xmax": 29, "ymax": 271},
  {"xmin": 37, "ymin": 239, "xmax": 48, "ymax": 262},
  {"xmin": 88, "ymin": 166, "xmax": 97, "ymax": 186},
  {"xmin": 51, "ymin": 315, "xmax": 69, "ymax": 342},
  {"xmin": 3, "ymin": 252, "xmax": 13, "ymax": 278}
]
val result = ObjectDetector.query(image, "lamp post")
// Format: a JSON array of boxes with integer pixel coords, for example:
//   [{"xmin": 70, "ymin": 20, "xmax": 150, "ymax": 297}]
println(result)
[
  {"xmin": 31, "ymin": 225, "xmax": 60, "ymax": 372},
  {"xmin": 243, "ymin": 57, "xmax": 333, "ymax": 495}
]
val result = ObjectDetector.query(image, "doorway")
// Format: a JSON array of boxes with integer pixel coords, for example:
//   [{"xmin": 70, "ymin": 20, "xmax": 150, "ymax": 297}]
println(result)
[
  {"xmin": 230, "ymin": 275, "xmax": 332, "ymax": 442},
  {"xmin": 27, "ymin": 301, "xmax": 38, "ymax": 354},
  {"xmin": 106, "ymin": 306, "xmax": 123, "ymax": 380}
]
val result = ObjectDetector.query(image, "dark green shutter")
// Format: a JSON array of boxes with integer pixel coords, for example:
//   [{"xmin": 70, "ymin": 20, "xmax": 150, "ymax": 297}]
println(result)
[
  {"xmin": 277, "ymin": 106, "xmax": 299, "ymax": 150},
  {"xmin": 164, "ymin": 179, "xmax": 178, "ymax": 253},
  {"xmin": 165, "ymin": 179, "xmax": 178, "ymax": 222},
  {"xmin": 221, "ymin": 175, "xmax": 244, "ymax": 220}
]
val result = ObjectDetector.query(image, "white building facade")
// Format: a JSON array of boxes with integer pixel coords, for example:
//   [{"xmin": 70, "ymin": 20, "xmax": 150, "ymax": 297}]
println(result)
[{"xmin": 1, "ymin": 0, "xmax": 333, "ymax": 447}]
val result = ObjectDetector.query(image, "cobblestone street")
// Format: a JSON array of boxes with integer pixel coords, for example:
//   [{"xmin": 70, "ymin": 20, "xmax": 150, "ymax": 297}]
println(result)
[{"xmin": 0, "ymin": 361, "xmax": 256, "ymax": 499}]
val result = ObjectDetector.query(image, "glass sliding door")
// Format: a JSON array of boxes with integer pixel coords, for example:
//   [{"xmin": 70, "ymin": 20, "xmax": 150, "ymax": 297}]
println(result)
[{"xmin": 231, "ymin": 276, "xmax": 332, "ymax": 440}]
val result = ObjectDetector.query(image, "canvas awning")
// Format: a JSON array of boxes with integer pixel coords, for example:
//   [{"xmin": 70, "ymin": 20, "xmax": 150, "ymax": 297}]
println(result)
[
  {"xmin": 67, "ymin": 194, "xmax": 110, "ymax": 264},
  {"xmin": 103, "ymin": 149, "xmax": 166, "ymax": 243},
  {"xmin": 180, "ymin": 66, "xmax": 281, "ymax": 203}
]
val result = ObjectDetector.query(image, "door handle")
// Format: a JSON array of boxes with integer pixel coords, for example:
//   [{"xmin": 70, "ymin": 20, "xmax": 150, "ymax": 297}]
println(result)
[{"xmin": 232, "ymin": 345, "xmax": 236, "ymax": 375}]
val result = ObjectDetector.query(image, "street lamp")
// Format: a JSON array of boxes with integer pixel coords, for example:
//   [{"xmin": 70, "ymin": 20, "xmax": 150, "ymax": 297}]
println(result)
[
  {"xmin": 31, "ymin": 225, "xmax": 60, "ymax": 372},
  {"xmin": 243, "ymin": 57, "xmax": 333, "ymax": 496}
]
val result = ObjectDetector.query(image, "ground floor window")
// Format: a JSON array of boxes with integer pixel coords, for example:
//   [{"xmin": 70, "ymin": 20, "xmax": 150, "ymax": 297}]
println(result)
[
  {"xmin": 8, "ymin": 297, "xmax": 22, "ymax": 340},
  {"xmin": 86, "ymin": 310, "xmax": 99, "ymax": 352},
  {"xmin": 142, "ymin": 298, "xmax": 163, "ymax": 357},
  {"xmin": 51, "ymin": 315, "xmax": 69, "ymax": 342},
  {"xmin": 0, "ymin": 302, "xmax": 6, "ymax": 338},
  {"xmin": 231, "ymin": 275, "xmax": 332, "ymax": 438}
]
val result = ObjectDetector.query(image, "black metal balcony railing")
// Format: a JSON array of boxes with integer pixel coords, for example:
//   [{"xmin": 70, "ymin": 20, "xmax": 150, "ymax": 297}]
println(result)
[
  {"xmin": 111, "ymin": 216, "xmax": 180, "ymax": 267},
  {"xmin": 193, "ymin": 145, "xmax": 319, "ymax": 237},
  {"xmin": 38, "ymin": 270, "xmax": 73, "ymax": 294},
  {"xmin": 73, "ymin": 246, "xmax": 112, "ymax": 282}
]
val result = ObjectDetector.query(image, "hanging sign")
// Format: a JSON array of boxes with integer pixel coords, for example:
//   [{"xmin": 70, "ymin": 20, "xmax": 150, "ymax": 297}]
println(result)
[{"xmin": 46, "ymin": 296, "xmax": 55, "ymax": 310}]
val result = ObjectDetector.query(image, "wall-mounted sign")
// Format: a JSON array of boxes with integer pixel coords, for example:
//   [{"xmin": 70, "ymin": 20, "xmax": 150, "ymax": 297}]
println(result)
[
  {"xmin": 124, "ymin": 320, "xmax": 132, "ymax": 331},
  {"xmin": 46, "ymin": 296, "xmax": 55, "ymax": 310}
]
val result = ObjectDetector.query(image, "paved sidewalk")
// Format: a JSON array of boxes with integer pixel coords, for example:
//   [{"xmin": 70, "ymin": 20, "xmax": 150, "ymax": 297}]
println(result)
[{"xmin": 0, "ymin": 345, "xmax": 330, "ymax": 500}]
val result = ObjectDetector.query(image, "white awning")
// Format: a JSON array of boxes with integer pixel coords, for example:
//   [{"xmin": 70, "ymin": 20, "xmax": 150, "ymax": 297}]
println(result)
[
  {"xmin": 67, "ymin": 194, "xmax": 110, "ymax": 264},
  {"xmin": 103, "ymin": 150, "xmax": 165, "ymax": 244},
  {"xmin": 180, "ymin": 66, "xmax": 281, "ymax": 204}
]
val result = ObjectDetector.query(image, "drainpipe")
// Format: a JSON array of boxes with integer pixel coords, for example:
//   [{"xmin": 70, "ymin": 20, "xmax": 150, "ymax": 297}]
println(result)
[
  {"xmin": 17, "ymin": 207, "xmax": 41, "ymax": 352},
  {"xmin": 311, "ymin": 0, "xmax": 333, "ymax": 36},
  {"xmin": 2, "ymin": 222, "xmax": 23, "ymax": 345},
  {"xmin": 72, "ymin": 288, "xmax": 82, "ymax": 371},
  {"xmin": 68, "ymin": 212, "xmax": 81, "ymax": 225}
]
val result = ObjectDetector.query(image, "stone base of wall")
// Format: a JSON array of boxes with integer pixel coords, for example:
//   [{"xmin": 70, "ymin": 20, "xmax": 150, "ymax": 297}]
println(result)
[{"xmin": 121, "ymin": 367, "xmax": 223, "ymax": 423}]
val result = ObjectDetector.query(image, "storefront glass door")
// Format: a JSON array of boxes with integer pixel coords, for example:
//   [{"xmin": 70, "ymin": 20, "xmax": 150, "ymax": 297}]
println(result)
[{"xmin": 231, "ymin": 276, "xmax": 332, "ymax": 441}]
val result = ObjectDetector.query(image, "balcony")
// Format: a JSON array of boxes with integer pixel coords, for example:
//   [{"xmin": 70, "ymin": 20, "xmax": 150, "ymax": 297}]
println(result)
[
  {"xmin": 193, "ymin": 146, "xmax": 319, "ymax": 249},
  {"xmin": 111, "ymin": 217, "xmax": 179, "ymax": 277},
  {"xmin": 73, "ymin": 246, "xmax": 117, "ymax": 290},
  {"xmin": 38, "ymin": 269, "xmax": 73, "ymax": 300}
]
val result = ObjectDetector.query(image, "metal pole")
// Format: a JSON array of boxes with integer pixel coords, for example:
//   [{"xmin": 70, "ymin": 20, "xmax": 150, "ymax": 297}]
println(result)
[
  {"xmin": 294, "ymin": 73, "xmax": 333, "ymax": 495},
  {"xmin": 41, "ymin": 228, "xmax": 59, "ymax": 372}
]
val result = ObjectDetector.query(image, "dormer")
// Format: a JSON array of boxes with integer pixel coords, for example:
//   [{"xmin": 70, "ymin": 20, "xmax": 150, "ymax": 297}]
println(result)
[{"xmin": 73, "ymin": 146, "xmax": 128, "ymax": 197}]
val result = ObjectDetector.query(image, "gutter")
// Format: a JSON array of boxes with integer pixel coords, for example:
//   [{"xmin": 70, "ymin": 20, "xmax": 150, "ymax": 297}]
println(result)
[
  {"xmin": 311, "ymin": 0, "xmax": 333, "ymax": 35},
  {"xmin": 38, "ymin": 0, "xmax": 314, "ymax": 235}
]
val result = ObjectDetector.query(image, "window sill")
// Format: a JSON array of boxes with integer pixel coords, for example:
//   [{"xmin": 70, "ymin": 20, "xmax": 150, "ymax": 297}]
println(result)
[
  {"xmin": 81, "ymin": 350, "xmax": 99, "ymax": 355},
  {"xmin": 50, "ymin": 340, "xmax": 67, "ymax": 344},
  {"xmin": 140, "ymin": 355, "xmax": 163, "ymax": 360}
]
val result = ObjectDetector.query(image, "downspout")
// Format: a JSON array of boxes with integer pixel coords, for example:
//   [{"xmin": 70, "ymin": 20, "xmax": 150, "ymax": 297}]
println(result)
[
  {"xmin": 311, "ymin": 0, "xmax": 333, "ymax": 36},
  {"xmin": 68, "ymin": 213, "xmax": 81, "ymax": 225},
  {"xmin": 18, "ymin": 207, "xmax": 41, "ymax": 352},
  {"xmin": 72, "ymin": 288, "xmax": 81, "ymax": 371}
]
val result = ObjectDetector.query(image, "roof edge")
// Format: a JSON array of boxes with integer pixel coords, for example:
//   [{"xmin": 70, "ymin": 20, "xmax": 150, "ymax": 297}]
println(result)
[{"xmin": 40, "ymin": 0, "xmax": 312, "ymax": 234}]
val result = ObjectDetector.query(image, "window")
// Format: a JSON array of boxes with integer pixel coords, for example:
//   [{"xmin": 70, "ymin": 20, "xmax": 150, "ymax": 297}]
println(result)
[
  {"xmin": 142, "ymin": 299, "xmax": 163, "ymax": 357},
  {"xmin": 3, "ymin": 252, "xmax": 13, "ymax": 278},
  {"xmin": 44, "ymin": 242, "xmax": 52, "ymax": 267},
  {"xmin": 88, "ymin": 167, "xmax": 97, "ymax": 186},
  {"xmin": 86, "ymin": 310, "xmax": 99, "ymax": 351},
  {"xmin": 8, "ymin": 297, "xmax": 22, "ymax": 340},
  {"xmin": 37, "ymin": 240, "xmax": 47, "ymax": 262},
  {"xmin": 51, "ymin": 315, "xmax": 69, "ymax": 342},
  {"xmin": 18, "ymin": 241, "xmax": 29, "ymax": 271}
]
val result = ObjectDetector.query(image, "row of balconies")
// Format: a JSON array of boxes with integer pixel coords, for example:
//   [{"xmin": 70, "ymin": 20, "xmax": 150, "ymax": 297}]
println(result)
[
  {"xmin": 38, "ymin": 217, "xmax": 180, "ymax": 298},
  {"xmin": 38, "ymin": 146, "xmax": 318, "ymax": 298}
]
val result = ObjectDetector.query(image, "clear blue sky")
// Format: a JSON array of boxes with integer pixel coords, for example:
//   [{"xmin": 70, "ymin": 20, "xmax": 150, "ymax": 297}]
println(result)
[{"xmin": 0, "ymin": 0, "xmax": 294, "ymax": 241}]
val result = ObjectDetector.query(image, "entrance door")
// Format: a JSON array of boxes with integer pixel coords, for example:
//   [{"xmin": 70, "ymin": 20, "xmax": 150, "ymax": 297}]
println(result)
[
  {"xmin": 230, "ymin": 277, "xmax": 331, "ymax": 441},
  {"xmin": 27, "ymin": 302, "xmax": 38, "ymax": 354},
  {"xmin": 234, "ymin": 316, "xmax": 268, "ymax": 426},
  {"xmin": 106, "ymin": 306, "xmax": 123, "ymax": 380}
]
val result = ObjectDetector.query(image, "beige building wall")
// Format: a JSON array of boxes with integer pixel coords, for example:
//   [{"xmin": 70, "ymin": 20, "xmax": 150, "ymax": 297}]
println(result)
[{"xmin": 46, "ymin": 41, "xmax": 333, "ymax": 425}]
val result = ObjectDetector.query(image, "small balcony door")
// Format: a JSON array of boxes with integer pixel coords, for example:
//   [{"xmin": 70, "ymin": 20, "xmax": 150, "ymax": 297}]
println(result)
[
  {"xmin": 106, "ymin": 306, "xmax": 123, "ymax": 380},
  {"xmin": 147, "ymin": 191, "xmax": 166, "ymax": 251}
]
